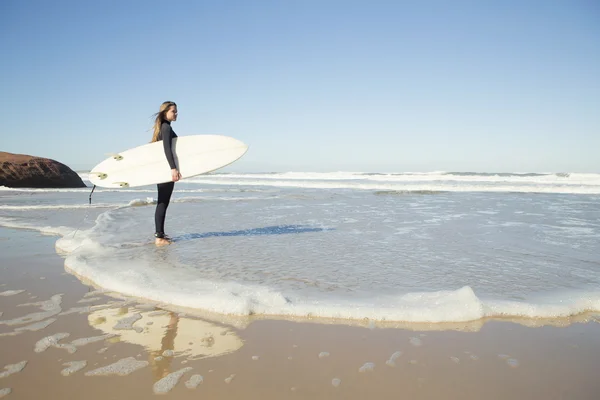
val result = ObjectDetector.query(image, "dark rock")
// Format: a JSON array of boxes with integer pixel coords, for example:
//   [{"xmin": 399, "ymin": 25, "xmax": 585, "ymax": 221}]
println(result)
[{"xmin": 0, "ymin": 152, "xmax": 86, "ymax": 188}]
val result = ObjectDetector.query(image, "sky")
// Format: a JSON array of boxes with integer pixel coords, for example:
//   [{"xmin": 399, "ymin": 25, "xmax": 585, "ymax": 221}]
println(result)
[{"xmin": 1, "ymin": 0, "xmax": 599, "ymax": 173}]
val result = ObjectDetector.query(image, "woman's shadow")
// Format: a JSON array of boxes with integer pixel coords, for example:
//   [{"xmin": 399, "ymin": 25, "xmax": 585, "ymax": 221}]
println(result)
[{"xmin": 171, "ymin": 224, "xmax": 329, "ymax": 242}]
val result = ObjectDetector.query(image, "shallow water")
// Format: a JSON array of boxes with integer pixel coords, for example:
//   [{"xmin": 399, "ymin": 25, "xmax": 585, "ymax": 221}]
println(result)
[{"xmin": 2, "ymin": 171, "xmax": 599, "ymax": 322}]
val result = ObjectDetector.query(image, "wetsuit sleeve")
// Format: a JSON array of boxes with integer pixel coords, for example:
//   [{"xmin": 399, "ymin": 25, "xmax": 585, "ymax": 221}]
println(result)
[{"xmin": 160, "ymin": 123, "xmax": 177, "ymax": 169}]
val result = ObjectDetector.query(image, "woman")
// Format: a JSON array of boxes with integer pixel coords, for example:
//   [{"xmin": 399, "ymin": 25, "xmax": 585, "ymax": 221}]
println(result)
[{"xmin": 151, "ymin": 101, "xmax": 182, "ymax": 246}]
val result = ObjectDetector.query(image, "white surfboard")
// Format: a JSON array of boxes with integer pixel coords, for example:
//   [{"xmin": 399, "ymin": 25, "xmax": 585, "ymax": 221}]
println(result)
[{"xmin": 89, "ymin": 135, "xmax": 248, "ymax": 188}]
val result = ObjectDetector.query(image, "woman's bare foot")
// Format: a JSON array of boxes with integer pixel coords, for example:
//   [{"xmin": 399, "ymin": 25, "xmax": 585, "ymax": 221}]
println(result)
[{"xmin": 155, "ymin": 237, "xmax": 171, "ymax": 246}]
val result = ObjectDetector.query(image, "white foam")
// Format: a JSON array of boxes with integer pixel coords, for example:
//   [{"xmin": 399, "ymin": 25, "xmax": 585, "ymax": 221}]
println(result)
[
  {"xmin": 153, "ymin": 367, "xmax": 193, "ymax": 394},
  {"xmin": 485, "ymin": 293, "xmax": 600, "ymax": 319},
  {"xmin": 64, "ymin": 218, "xmax": 483, "ymax": 321},
  {"xmin": 0, "ymin": 217, "xmax": 74, "ymax": 237},
  {"xmin": 0, "ymin": 290, "xmax": 25, "ymax": 297},
  {"xmin": 84, "ymin": 357, "xmax": 148, "ymax": 376},
  {"xmin": 189, "ymin": 178, "xmax": 600, "ymax": 194},
  {"xmin": 0, "ymin": 388, "xmax": 11, "ymax": 398},
  {"xmin": 0, "ymin": 204, "xmax": 114, "ymax": 210},
  {"xmin": 57, "ymin": 334, "xmax": 116, "ymax": 354},
  {"xmin": 127, "ymin": 198, "xmax": 156, "ymax": 207},
  {"xmin": 0, "ymin": 186, "xmax": 152, "ymax": 194},
  {"xmin": 0, "ymin": 186, "xmax": 91, "ymax": 192},
  {"xmin": 14, "ymin": 318, "xmax": 56, "ymax": 332},
  {"xmin": 59, "ymin": 234, "xmax": 600, "ymax": 322},
  {"xmin": 77, "ymin": 297, "xmax": 102, "ymax": 304},
  {"xmin": 0, "ymin": 361, "xmax": 27, "ymax": 378},
  {"xmin": 5, "ymin": 171, "xmax": 600, "ymax": 196},
  {"xmin": 2, "ymin": 295, "xmax": 63, "ymax": 326},
  {"xmin": 18, "ymin": 295, "xmax": 62, "ymax": 311},
  {"xmin": 359, "ymin": 362, "xmax": 375, "ymax": 372},
  {"xmin": 84, "ymin": 289, "xmax": 109, "ymax": 298},
  {"xmin": 61, "ymin": 361, "xmax": 87, "ymax": 376},
  {"xmin": 59, "ymin": 306, "xmax": 91, "ymax": 316},
  {"xmin": 385, "ymin": 351, "xmax": 402, "ymax": 367},
  {"xmin": 34, "ymin": 333, "xmax": 70, "ymax": 353},
  {"xmin": 184, "ymin": 171, "xmax": 600, "ymax": 194},
  {"xmin": 5, "ymin": 180, "xmax": 600, "ymax": 325},
  {"xmin": 331, "ymin": 378, "xmax": 341, "ymax": 387},
  {"xmin": 174, "ymin": 195, "xmax": 274, "ymax": 203}
]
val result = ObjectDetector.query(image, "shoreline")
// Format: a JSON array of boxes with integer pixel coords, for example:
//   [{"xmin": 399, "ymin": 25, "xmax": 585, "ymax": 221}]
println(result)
[
  {"xmin": 58, "ymin": 259, "xmax": 600, "ymax": 332},
  {"xmin": 1, "ymin": 227, "xmax": 600, "ymax": 399},
  {"xmin": 3, "ymin": 222, "xmax": 600, "ymax": 329}
]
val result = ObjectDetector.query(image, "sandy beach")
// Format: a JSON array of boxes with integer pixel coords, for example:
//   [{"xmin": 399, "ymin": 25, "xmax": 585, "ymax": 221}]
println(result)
[
  {"xmin": 3, "ymin": 0, "xmax": 600, "ymax": 397},
  {"xmin": 0, "ymin": 227, "xmax": 598, "ymax": 399}
]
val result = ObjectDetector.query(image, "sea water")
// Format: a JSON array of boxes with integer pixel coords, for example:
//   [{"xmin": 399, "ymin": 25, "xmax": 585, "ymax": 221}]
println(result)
[{"xmin": 1, "ymin": 171, "xmax": 599, "ymax": 322}]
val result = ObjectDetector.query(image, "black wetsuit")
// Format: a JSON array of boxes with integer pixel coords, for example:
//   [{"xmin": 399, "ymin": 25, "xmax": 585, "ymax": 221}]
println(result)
[{"xmin": 155, "ymin": 121, "xmax": 178, "ymax": 238}]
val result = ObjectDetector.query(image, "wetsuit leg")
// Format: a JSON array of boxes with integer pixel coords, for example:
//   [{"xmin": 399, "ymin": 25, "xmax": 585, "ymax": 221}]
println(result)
[{"xmin": 155, "ymin": 181, "xmax": 175, "ymax": 238}]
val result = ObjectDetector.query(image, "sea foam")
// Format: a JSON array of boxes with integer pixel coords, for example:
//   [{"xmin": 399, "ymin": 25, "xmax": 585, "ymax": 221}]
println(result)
[
  {"xmin": 2, "ymin": 172, "xmax": 600, "ymax": 325},
  {"xmin": 4, "ymin": 208, "xmax": 597, "ymax": 323}
]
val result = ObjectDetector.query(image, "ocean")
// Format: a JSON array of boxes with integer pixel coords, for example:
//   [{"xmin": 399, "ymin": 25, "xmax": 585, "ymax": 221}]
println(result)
[{"xmin": 1, "ymin": 171, "xmax": 599, "ymax": 323}]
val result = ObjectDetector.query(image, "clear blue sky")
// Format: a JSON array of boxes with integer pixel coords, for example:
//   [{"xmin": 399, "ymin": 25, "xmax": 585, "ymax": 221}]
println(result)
[{"xmin": 1, "ymin": 0, "xmax": 599, "ymax": 172}]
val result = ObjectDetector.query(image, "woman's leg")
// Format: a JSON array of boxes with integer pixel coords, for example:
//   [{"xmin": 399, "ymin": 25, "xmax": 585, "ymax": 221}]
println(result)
[{"xmin": 155, "ymin": 181, "xmax": 175, "ymax": 239}]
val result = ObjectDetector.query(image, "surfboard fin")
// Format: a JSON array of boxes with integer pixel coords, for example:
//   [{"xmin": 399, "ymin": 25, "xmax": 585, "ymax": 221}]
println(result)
[
  {"xmin": 106, "ymin": 153, "xmax": 124, "ymax": 161},
  {"xmin": 114, "ymin": 182, "xmax": 129, "ymax": 188},
  {"xmin": 89, "ymin": 172, "xmax": 108, "ymax": 180}
]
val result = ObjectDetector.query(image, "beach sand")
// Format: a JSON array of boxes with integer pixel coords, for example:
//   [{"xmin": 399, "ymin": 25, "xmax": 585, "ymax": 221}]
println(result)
[{"xmin": 1, "ymin": 227, "xmax": 599, "ymax": 399}]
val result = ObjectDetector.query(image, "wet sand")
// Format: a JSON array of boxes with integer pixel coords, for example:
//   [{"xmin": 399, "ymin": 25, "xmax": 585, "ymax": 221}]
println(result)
[{"xmin": 1, "ymin": 227, "xmax": 599, "ymax": 399}]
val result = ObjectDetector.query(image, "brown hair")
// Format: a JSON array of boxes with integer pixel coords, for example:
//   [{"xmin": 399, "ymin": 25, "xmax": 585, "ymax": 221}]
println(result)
[{"xmin": 150, "ymin": 101, "xmax": 177, "ymax": 142}]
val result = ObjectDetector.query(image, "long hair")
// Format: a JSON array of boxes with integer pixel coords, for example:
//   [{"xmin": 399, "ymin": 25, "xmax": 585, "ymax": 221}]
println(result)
[{"xmin": 150, "ymin": 101, "xmax": 177, "ymax": 142}]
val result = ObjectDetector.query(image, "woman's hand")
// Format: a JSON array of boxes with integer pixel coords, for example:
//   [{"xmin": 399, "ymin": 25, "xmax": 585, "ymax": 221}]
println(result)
[{"xmin": 171, "ymin": 169, "xmax": 182, "ymax": 182}]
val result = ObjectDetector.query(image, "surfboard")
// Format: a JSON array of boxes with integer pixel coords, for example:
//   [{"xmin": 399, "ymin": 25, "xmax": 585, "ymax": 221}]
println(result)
[{"xmin": 89, "ymin": 135, "xmax": 248, "ymax": 188}]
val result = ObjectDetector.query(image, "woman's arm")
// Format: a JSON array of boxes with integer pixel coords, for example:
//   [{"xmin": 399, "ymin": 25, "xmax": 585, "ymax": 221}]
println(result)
[{"xmin": 161, "ymin": 123, "xmax": 177, "ymax": 170}]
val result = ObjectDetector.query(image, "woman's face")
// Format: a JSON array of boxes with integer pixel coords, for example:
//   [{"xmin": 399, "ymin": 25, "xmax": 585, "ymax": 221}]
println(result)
[{"xmin": 165, "ymin": 105, "xmax": 178, "ymax": 122}]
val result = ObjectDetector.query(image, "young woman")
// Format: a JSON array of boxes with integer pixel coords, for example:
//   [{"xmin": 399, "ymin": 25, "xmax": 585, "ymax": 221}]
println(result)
[{"xmin": 151, "ymin": 101, "xmax": 182, "ymax": 246}]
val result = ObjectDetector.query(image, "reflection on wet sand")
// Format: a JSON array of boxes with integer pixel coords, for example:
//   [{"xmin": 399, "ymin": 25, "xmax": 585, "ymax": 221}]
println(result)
[{"xmin": 87, "ymin": 307, "xmax": 244, "ymax": 380}]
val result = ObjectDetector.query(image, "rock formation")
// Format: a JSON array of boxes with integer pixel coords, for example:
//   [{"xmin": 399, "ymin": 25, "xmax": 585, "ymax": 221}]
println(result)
[{"xmin": 0, "ymin": 152, "xmax": 86, "ymax": 188}]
